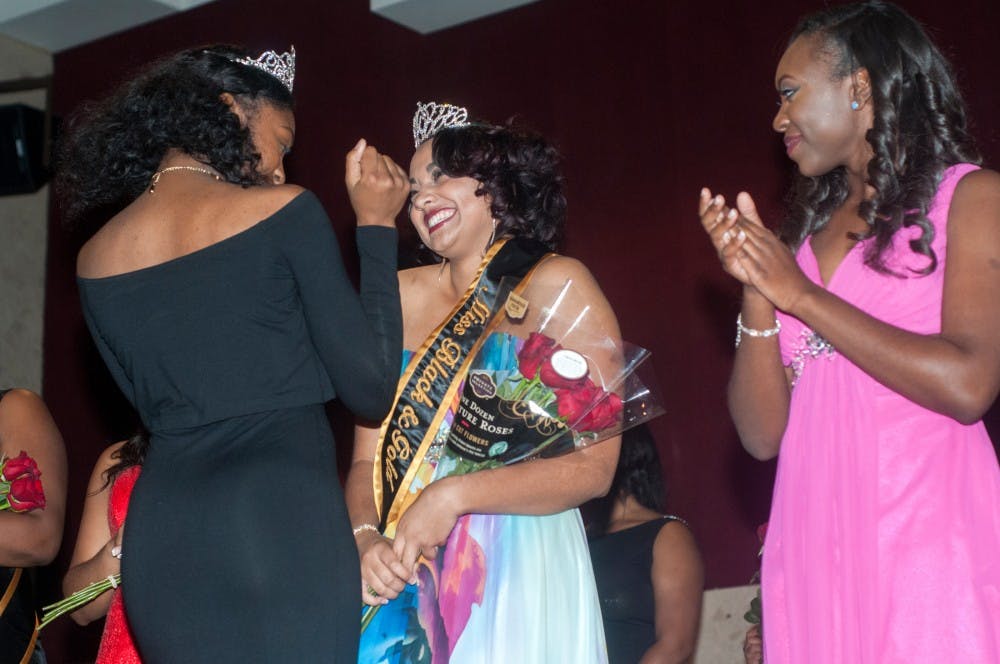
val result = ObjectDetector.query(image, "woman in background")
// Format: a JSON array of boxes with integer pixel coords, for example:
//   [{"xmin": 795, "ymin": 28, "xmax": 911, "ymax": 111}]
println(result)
[
  {"xmin": 585, "ymin": 424, "xmax": 703, "ymax": 664},
  {"xmin": 701, "ymin": 2, "xmax": 1000, "ymax": 661},
  {"xmin": 0, "ymin": 388, "xmax": 67, "ymax": 664},
  {"xmin": 63, "ymin": 432, "xmax": 146, "ymax": 663}
]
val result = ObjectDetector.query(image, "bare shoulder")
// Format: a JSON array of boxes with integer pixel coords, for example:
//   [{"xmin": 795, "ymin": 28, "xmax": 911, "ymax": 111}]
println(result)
[
  {"xmin": 531, "ymin": 254, "xmax": 620, "ymax": 334},
  {"xmin": 77, "ymin": 183, "xmax": 308, "ymax": 278},
  {"xmin": 243, "ymin": 183, "xmax": 307, "ymax": 213},
  {"xmin": 654, "ymin": 519, "xmax": 701, "ymax": 559},
  {"xmin": 222, "ymin": 183, "xmax": 308, "ymax": 226},
  {"xmin": 0, "ymin": 388, "xmax": 49, "ymax": 422},
  {"xmin": 950, "ymin": 168, "xmax": 1000, "ymax": 219},
  {"xmin": 531, "ymin": 254, "xmax": 599, "ymax": 286},
  {"xmin": 651, "ymin": 519, "xmax": 704, "ymax": 590},
  {"xmin": 954, "ymin": 166, "xmax": 1000, "ymax": 193},
  {"xmin": 947, "ymin": 167, "xmax": 1000, "ymax": 241},
  {"xmin": 398, "ymin": 264, "xmax": 438, "ymax": 300}
]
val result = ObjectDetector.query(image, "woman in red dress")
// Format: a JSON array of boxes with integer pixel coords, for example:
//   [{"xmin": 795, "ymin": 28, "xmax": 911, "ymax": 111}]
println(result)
[{"xmin": 64, "ymin": 433, "xmax": 146, "ymax": 663}]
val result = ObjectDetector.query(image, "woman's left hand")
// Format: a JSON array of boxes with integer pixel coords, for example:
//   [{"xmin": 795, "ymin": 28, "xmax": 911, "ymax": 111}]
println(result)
[
  {"xmin": 391, "ymin": 479, "xmax": 460, "ymax": 575},
  {"xmin": 732, "ymin": 192, "xmax": 816, "ymax": 313}
]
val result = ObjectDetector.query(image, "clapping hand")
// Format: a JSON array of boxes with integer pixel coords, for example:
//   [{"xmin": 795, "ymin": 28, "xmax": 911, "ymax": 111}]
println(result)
[
  {"xmin": 345, "ymin": 139, "xmax": 409, "ymax": 228},
  {"xmin": 699, "ymin": 188, "xmax": 814, "ymax": 313},
  {"xmin": 699, "ymin": 188, "xmax": 750, "ymax": 284}
]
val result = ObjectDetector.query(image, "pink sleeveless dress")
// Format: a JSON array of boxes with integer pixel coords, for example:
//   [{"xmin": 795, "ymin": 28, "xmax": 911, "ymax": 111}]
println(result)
[
  {"xmin": 765, "ymin": 163, "xmax": 1000, "ymax": 663},
  {"xmin": 96, "ymin": 464, "xmax": 142, "ymax": 664}
]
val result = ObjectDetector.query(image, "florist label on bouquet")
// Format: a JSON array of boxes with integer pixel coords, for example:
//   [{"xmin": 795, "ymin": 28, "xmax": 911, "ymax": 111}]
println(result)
[
  {"xmin": 447, "ymin": 373, "xmax": 569, "ymax": 466},
  {"xmin": 374, "ymin": 239, "xmax": 552, "ymax": 527}
]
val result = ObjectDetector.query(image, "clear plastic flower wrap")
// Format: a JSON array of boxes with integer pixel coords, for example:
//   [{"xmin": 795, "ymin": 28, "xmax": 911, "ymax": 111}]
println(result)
[{"xmin": 430, "ymin": 276, "xmax": 664, "ymax": 480}]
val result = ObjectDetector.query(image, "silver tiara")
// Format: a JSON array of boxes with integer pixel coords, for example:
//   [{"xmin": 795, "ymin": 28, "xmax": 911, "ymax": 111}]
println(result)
[
  {"xmin": 412, "ymin": 102, "xmax": 470, "ymax": 147},
  {"xmin": 236, "ymin": 46, "xmax": 295, "ymax": 93}
]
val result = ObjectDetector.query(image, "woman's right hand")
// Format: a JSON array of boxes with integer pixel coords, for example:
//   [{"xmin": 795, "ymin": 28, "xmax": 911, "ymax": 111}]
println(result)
[
  {"xmin": 699, "ymin": 188, "xmax": 751, "ymax": 284},
  {"xmin": 345, "ymin": 139, "xmax": 409, "ymax": 228},
  {"xmin": 356, "ymin": 530, "xmax": 414, "ymax": 606}
]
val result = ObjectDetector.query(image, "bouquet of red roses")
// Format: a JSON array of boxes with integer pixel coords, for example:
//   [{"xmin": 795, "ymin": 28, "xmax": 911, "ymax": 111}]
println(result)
[
  {"xmin": 0, "ymin": 451, "xmax": 46, "ymax": 512},
  {"xmin": 434, "ymin": 277, "xmax": 663, "ymax": 479}
]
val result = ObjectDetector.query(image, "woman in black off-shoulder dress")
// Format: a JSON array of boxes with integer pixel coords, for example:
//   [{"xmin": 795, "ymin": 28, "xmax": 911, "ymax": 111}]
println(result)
[{"xmin": 58, "ymin": 45, "xmax": 408, "ymax": 661}]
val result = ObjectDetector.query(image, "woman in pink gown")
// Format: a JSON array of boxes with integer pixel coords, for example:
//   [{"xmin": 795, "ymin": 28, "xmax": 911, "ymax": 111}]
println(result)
[{"xmin": 699, "ymin": 2, "xmax": 1000, "ymax": 662}]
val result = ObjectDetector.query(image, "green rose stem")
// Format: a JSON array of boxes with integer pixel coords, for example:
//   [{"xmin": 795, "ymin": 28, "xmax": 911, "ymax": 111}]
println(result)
[
  {"xmin": 36, "ymin": 575, "xmax": 121, "ymax": 631},
  {"xmin": 361, "ymin": 604, "xmax": 379, "ymax": 633},
  {"xmin": 511, "ymin": 374, "xmax": 540, "ymax": 401}
]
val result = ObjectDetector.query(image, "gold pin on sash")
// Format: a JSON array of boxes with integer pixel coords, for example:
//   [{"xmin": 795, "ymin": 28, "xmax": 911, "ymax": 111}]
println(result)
[{"xmin": 505, "ymin": 292, "xmax": 528, "ymax": 320}]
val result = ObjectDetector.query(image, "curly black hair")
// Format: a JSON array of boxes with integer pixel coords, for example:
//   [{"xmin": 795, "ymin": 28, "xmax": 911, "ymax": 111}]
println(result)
[
  {"xmin": 583, "ymin": 424, "xmax": 666, "ymax": 537},
  {"xmin": 99, "ymin": 428, "xmax": 149, "ymax": 490},
  {"xmin": 781, "ymin": 1, "xmax": 981, "ymax": 275},
  {"xmin": 429, "ymin": 121, "xmax": 566, "ymax": 251},
  {"xmin": 56, "ymin": 45, "xmax": 293, "ymax": 224}
]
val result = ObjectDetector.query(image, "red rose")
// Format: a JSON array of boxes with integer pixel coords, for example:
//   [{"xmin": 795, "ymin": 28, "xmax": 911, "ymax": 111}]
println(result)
[
  {"xmin": 556, "ymin": 381, "xmax": 602, "ymax": 425},
  {"xmin": 517, "ymin": 333, "xmax": 557, "ymax": 380},
  {"xmin": 7, "ymin": 476, "xmax": 45, "ymax": 512},
  {"xmin": 539, "ymin": 361, "xmax": 587, "ymax": 390},
  {"xmin": 1, "ymin": 451, "xmax": 40, "ymax": 482},
  {"xmin": 578, "ymin": 391, "xmax": 623, "ymax": 432}
]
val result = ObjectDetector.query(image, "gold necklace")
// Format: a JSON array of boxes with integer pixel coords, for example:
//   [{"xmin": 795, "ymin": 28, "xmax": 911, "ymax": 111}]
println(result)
[{"xmin": 149, "ymin": 165, "xmax": 222, "ymax": 193}]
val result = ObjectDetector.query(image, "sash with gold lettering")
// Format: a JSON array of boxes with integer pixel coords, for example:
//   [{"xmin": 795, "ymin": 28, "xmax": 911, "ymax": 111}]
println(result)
[{"xmin": 374, "ymin": 237, "xmax": 550, "ymax": 530}]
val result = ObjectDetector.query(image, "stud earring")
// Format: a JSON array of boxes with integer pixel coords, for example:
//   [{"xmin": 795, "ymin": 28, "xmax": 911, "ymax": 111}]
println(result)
[{"xmin": 850, "ymin": 100, "xmax": 860, "ymax": 110}]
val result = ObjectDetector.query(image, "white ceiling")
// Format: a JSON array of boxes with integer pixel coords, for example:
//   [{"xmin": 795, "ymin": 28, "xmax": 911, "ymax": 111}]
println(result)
[
  {"xmin": 0, "ymin": 0, "xmax": 218, "ymax": 53},
  {"xmin": 0, "ymin": 0, "xmax": 539, "ymax": 54},
  {"xmin": 372, "ymin": 0, "xmax": 537, "ymax": 35}
]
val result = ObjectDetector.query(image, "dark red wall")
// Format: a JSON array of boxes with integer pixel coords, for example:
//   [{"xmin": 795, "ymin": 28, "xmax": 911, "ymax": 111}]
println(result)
[{"xmin": 42, "ymin": 1, "xmax": 1000, "ymax": 660}]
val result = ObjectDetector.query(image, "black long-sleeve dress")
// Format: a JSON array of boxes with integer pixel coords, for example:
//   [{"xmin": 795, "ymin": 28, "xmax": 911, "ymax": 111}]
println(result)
[{"xmin": 77, "ymin": 191, "xmax": 402, "ymax": 662}]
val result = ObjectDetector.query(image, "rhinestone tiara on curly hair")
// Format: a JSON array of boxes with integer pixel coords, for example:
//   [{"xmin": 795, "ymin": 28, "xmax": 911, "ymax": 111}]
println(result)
[
  {"xmin": 235, "ymin": 46, "xmax": 296, "ymax": 93},
  {"xmin": 412, "ymin": 101, "xmax": 470, "ymax": 148}
]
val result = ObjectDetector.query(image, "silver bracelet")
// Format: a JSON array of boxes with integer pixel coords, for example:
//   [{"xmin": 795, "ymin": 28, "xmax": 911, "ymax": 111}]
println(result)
[
  {"xmin": 352, "ymin": 523, "xmax": 379, "ymax": 537},
  {"xmin": 735, "ymin": 313, "xmax": 781, "ymax": 348}
]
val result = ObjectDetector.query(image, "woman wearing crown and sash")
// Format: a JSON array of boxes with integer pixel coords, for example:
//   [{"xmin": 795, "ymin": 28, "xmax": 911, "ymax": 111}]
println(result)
[
  {"xmin": 346, "ymin": 103, "xmax": 619, "ymax": 662},
  {"xmin": 58, "ymin": 45, "xmax": 407, "ymax": 660}
]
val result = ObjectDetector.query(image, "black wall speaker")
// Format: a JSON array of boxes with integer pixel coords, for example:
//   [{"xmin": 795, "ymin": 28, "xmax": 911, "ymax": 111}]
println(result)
[{"xmin": 0, "ymin": 104, "xmax": 48, "ymax": 196}]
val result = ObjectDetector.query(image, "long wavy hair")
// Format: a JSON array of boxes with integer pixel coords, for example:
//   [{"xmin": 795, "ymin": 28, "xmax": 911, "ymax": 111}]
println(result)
[
  {"xmin": 429, "ymin": 121, "xmax": 566, "ymax": 252},
  {"xmin": 56, "ymin": 45, "xmax": 293, "ymax": 224},
  {"xmin": 781, "ymin": 1, "xmax": 980, "ymax": 275},
  {"xmin": 100, "ymin": 428, "xmax": 149, "ymax": 489}
]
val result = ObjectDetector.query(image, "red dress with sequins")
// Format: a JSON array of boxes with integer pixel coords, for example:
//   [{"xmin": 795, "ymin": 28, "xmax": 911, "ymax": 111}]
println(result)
[{"xmin": 95, "ymin": 464, "xmax": 142, "ymax": 664}]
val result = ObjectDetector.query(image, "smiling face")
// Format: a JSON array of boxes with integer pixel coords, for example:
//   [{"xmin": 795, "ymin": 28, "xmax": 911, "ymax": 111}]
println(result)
[
  {"xmin": 232, "ymin": 98, "xmax": 295, "ymax": 185},
  {"xmin": 408, "ymin": 140, "xmax": 494, "ymax": 259},
  {"xmin": 772, "ymin": 34, "xmax": 872, "ymax": 178}
]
